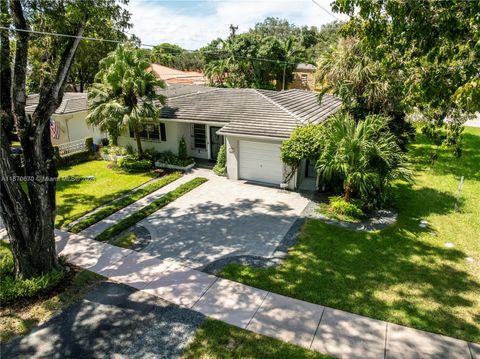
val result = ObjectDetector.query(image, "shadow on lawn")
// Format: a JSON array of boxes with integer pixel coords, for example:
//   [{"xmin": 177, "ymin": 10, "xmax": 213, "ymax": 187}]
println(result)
[
  {"xmin": 408, "ymin": 132, "xmax": 480, "ymax": 180},
  {"xmin": 220, "ymin": 186, "xmax": 480, "ymax": 342},
  {"xmin": 55, "ymin": 189, "xmax": 130, "ymax": 228}
]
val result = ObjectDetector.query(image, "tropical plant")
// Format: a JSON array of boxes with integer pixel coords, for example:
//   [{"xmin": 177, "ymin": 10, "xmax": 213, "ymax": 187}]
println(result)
[
  {"xmin": 86, "ymin": 44, "xmax": 165, "ymax": 158},
  {"xmin": 280, "ymin": 124, "xmax": 323, "ymax": 183},
  {"xmin": 317, "ymin": 113, "xmax": 412, "ymax": 207},
  {"xmin": 178, "ymin": 137, "xmax": 188, "ymax": 160},
  {"xmin": 213, "ymin": 144, "xmax": 227, "ymax": 176}
]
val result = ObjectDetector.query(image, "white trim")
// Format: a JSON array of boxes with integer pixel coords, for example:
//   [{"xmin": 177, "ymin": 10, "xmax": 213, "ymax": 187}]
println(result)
[
  {"xmin": 218, "ymin": 132, "xmax": 287, "ymax": 142},
  {"xmin": 160, "ymin": 118, "xmax": 228, "ymax": 127}
]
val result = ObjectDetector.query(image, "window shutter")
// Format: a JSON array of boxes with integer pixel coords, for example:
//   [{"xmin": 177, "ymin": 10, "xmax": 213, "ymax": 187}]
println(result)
[{"xmin": 160, "ymin": 123, "xmax": 166, "ymax": 141}]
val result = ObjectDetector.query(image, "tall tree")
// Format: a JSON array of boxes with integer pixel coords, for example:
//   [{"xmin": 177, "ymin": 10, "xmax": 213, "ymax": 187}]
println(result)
[
  {"xmin": 317, "ymin": 37, "xmax": 414, "ymax": 149},
  {"xmin": 26, "ymin": 0, "xmax": 131, "ymax": 93},
  {"xmin": 87, "ymin": 44, "xmax": 165, "ymax": 157},
  {"xmin": 332, "ymin": 0, "xmax": 480, "ymax": 116},
  {"xmin": 0, "ymin": 0, "xmax": 88, "ymax": 279}
]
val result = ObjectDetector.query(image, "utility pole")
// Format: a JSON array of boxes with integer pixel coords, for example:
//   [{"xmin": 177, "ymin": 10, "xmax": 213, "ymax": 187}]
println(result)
[
  {"xmin": 282, "ymin": 62, "xmax": 286, "ymax": 91},
  {"xmin": 229, "ymin": 24, "xmax": 238, "ymax": 40}
]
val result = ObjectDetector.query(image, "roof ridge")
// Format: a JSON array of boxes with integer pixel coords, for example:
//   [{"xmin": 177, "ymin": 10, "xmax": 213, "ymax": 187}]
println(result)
[
  {"xmin": 166, "ymin": 87, "xmax": 218, "ymax": 100},
  {"xmin": 254, "ymin": 90, "xmax": 304, "ymax": 124}
]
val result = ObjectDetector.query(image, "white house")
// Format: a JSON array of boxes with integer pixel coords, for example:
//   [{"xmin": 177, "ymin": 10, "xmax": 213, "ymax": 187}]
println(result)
[
  {"xmin": 25, "ymin": 92, "xmax": 105, "ymax": 146},
  {"xmin": 117, "ymin": 85, "xmax": 342, "ymax": 190}
]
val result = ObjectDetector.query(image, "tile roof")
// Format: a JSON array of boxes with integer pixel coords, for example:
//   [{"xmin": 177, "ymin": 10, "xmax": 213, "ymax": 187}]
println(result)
[
  {"xmin": 150, "ymin": 64, "xmax": 206, "ymax": 85},
  {"xmin": 161, "ymin": 88, "xmax": 342, "ymax": 139},
  {"xmin": 26, "ymin": 92, "xmax": 87, "ymax": 114},
  {"xmin": 26, "ymin": 88, "xmax": 343, "ymax": 139}
]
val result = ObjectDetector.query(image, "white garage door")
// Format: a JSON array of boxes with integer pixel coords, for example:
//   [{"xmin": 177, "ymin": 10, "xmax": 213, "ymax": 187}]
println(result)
[{"xmin": 239, "ymin": 140, "xmax": 283, "ymax": 184}]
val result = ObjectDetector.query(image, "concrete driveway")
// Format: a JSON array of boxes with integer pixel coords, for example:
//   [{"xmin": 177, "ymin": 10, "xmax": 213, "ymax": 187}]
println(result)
[{"xmin": 138, "ymin": 170, "xmax": 310, "ymax": 268}]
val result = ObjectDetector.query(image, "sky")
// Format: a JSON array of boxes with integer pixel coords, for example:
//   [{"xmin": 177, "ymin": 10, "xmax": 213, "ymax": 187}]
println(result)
[{"xmin": 125, "ymin": 0, "xmax": 347, "ymax": 50}]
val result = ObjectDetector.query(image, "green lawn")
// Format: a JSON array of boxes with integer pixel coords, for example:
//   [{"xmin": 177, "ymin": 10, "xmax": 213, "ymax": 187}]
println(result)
[
  {"xmin": 219, "ymin": 127, "xmax": 480, "ymax": 343},
  {"xmin": 96, "ymin": 177, "xmax": 208, "ymax": 241},
  {"xmin": 55, "ymin": 160, "xmax": 156, "ymax": 227},
  {"xmin": 182, "ymin": 319, "xmax": 332, "ymax": 359}
]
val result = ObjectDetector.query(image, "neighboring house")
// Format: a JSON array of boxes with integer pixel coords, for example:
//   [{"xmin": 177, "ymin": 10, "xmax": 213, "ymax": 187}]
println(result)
[
  {"xmin": 150, "ymin": 64, "xmax": 206, "ymax": 85},
  {"xmin": 288, "ymin": 63, "xmax": 317, "ymax": 92},
  {"xmin": 25, "ymin": 92, "xmax": 105, "ymax": 146},
  {"xmin": 117, "ymin": 85, "xmax": 342, "ymax": 190}
]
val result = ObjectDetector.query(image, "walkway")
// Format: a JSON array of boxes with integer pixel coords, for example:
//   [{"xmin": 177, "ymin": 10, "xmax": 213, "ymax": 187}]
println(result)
[
  {"xmin": 54, "ymin": 230, "xmax": 479, "ymax": 359},
  {"xmin": 79, "ymin": 169, "xmax": 213, "ymax": 238}
]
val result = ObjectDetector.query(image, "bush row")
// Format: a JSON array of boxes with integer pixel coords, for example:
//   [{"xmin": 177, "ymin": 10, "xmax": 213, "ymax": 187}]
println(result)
[
  {"xmin": 96, "ymin": 177, "xmax": 208, "ymax": 241},
  {"xmin": 70, "ymin": 171, "xmax": 182, "ymax": 233}
]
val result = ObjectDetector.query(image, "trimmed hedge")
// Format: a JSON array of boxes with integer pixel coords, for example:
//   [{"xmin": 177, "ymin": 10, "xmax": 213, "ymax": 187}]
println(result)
[
  {"xmin": 96, "ymin": 177, "xmax": 208, "ymax": 241},
  {"xmin": 70, "ymin": 171, "xmax": 182, "ymax": 233},
  {"xmin": 54, "ymin": 137, "xmax": 95, "ymax": 168}
]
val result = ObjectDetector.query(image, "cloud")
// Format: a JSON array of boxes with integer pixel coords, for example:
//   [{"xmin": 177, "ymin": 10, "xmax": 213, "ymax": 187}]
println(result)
[{"xmin": 126, "ymin": 0, "xmax": 347, "ymax": 49}]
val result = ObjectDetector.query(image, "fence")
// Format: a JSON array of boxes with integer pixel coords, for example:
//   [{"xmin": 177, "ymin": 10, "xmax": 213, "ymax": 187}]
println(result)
[{"xmin": 57, "ymin": 139, "xmax": 87, "ymax": 156}]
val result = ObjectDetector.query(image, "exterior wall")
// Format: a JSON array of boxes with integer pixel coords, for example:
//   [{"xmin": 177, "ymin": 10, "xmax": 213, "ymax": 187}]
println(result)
[
  {"xmin": 117, "ymin": 121, "xmax": 227, "ymax": 160},
  {"xmin": 288, "ymin": 69, "xmax": 316, "ymax": 91},
  {"xmin": 50, "ymin": 111, "xmax": 105, "ymax": 146},
  {"xmin": 225, "ymin": 135, "xmax": 297, "ymax": 190},
  {"xmin": 117, "ymin": 121, "xmax": 180, "ymax": 154}
]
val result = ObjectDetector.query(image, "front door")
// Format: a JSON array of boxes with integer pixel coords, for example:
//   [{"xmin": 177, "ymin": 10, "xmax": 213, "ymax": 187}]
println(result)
[{"xmin": 210, "ymin": 126, "xmax": 224, "ymax": 160}]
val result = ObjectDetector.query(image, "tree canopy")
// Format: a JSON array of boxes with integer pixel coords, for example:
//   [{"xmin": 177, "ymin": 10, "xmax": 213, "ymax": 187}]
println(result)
[
  {"xmin": 201, "ymin": 18, "xmax": 341, "ymax": 89},
  {"xmin": 147, "ymin": 43, "xmax": 204, "ymax": 72},
  {"xmin": 87, "ymin": 44, "xmax": 165, "ymax": 157},
  {"xmin": 26, "ymin": 0, "xmax": 132, "ymax": 94},
  {"xmin": 332, "ymin": 0, "xmax": 480, "ymax": 116}
]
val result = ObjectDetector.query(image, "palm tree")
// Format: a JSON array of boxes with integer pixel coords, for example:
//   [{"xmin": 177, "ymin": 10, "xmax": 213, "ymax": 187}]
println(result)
[
  {"xmin": 316, "ymin": 37, "xmax": 394, "ymax": 115},
  {"xmin": 87, "ymin": 44, "xmax": 165, "ymax": 157},
  {"xmin": 317, "ymin": 113, "xmax": 412, "ymax": 206}
]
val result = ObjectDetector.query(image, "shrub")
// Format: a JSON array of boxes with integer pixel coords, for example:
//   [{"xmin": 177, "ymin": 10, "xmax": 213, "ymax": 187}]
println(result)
[
  {"xmin": 56, "ymin": 150, "xmax": 93, "ymax": 168},
  {"xmin": 116, "ymin": 156, "xmax": 153, "ymax": 172},
  {"xmin": 280, "ymin": 124, "xmax": 323, "ymax": 183},
  {"xmin": 85, "ymin": 137, "xmax": 94, "ymax": 154},
  {"xmin": 178, "ymin": 137, "xmax": 188, "ymax": 160},
  {"xmin": 213, "ymin": 144, "xmax": 227, "ymax": 176},
  {"xmin": 317, "ymin": 113, "xmax": 413, "ymax": 208},
  {"xmin": 125, "ymin": 144, "xmax": 135, "ymax": 155},
  {"xmin": 328, "ymin": 196, "xmax": 364, "ymax": 219},
  {"xmin": 101, "ymin": 146, "xmax": 127, "ymax": 156},
  {"xmin": 0, "ymin": 242, "xmax": 64, "ymax": 306},
  {"xmin": 156, "ymin": 151, "xmax": 193, "ymax": 167}
]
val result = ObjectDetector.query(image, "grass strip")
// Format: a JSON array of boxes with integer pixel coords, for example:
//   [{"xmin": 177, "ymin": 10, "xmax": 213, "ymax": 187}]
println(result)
[
  {"xmin": 182, "ymin": 319, "xmax": 333, "ymax": 359},
  {"xmin": 70, "ymin": 171, "xmax": 182, "ymax": 233},
  {"xmin": 96, "ymin": 177, "xmax": 208, "ymax": 241}
]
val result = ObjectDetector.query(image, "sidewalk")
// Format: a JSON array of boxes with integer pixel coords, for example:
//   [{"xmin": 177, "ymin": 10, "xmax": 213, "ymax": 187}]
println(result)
[
  {"xmin": 79, "ymin": 168, "xmax": 213, "ymax": 238},
  {"xmin": 54, "ymin": 230, "xmax": 479, "ymax": 359}
]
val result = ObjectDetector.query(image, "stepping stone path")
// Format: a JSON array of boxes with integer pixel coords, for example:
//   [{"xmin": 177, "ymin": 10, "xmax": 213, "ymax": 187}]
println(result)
[{"xmin": 54, "ymin": 229, "xmax": 479, "ymax": 359}]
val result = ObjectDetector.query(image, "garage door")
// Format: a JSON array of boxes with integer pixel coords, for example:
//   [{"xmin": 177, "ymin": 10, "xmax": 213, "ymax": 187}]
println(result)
[{"xmin": 239, "ymin": 140, "xmax": 283, "ymax": 184}]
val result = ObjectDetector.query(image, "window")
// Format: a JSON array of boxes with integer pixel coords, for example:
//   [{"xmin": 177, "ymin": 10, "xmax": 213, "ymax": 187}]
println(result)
[
  {"xmin": 193, "ymin": 124, "xmax": 206, "ymax": 149},
  {"xmin": 301, "ymin": 74, "xmax": 308, "ymax": 85},
  {"xmin": 129, "ymin": 123, "xmax": 166, "ymax": 142}
]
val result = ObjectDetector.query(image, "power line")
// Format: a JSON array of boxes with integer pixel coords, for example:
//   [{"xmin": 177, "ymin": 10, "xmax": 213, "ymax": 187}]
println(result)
[
  {"xmin": 310, "ymin": 0, "xmax": 341, "ymax": 21},
  {"xmin": 0, "ymin": 26, "xmax": 299, "ymax": 66},
  {"xmin": 0, "ymin": 26, "xmax": 157, "ymax": 48}
]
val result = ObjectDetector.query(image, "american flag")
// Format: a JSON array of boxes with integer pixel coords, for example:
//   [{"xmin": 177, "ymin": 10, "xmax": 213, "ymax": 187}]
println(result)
[{"xmin": 50, "ymin": 119, "xmax": 60, "ymax": 139}]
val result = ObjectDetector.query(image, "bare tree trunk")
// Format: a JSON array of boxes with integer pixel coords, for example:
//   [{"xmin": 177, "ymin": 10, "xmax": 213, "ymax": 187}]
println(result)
[
  {"xmin": 134, "ymin": 127, "xmax": 143, "ymax": 158},
  {"xmin": 343, "ymin": 183, "xmax": 354, "ymax": 202},
  {"xmin": 0, "ymin": 1, "xmax": 85, "ymax": 279}
]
